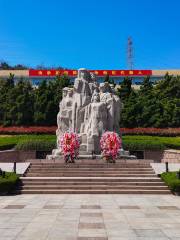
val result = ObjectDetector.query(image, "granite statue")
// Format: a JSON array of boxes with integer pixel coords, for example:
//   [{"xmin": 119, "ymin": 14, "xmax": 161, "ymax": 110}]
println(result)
[{"xmin": 48, "ymin": 68, "xmax": 122, "ymax": 159}]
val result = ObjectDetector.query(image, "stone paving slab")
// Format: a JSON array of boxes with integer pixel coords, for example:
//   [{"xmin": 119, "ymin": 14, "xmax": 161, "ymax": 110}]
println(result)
[{"xmin": 0, "ymin": 194, "xmax": 180, "ymax": 239}]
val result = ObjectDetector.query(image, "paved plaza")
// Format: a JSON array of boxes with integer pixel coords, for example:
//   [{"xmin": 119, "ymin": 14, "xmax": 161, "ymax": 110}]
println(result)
[{"xmin": 0, "ymin": 194, "xmax": 180, "ymax": 239}]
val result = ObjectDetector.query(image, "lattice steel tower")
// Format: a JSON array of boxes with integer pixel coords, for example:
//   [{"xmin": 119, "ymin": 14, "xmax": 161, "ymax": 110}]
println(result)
[{"xmin": 127, "ymin": 37, "xmax": 134, "ymax": 70}]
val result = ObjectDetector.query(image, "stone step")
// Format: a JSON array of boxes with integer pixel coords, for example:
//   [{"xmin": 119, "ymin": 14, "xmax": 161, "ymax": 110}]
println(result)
[
  {"xmin": 20, "ymin": 181, "xmax": 165, "ymax": 186},
  {"xmin": 29, "ymin": 164, "xmax": 151, "ymax": 168},
  {"xmin": 27, "ymin": 170, "xmax": 155, "ymax": 174},
  {"xmin": 21, "ymin": 177, "xmax": 162, "ymax": 182},
  {"xmin": 18, "ymin": 185, "xmax": 169, "ymax": 190},
  {"xmin": 28, "ymin": 166, "xmax": 153, "ymax": 170},
  {"xmin": 29, "ymin": 164, "xmax": 153, "ymax": 168},
  {"xmin": 29, "ymin": 167, "xmax": 154, "ymax": 171},
  {"xmin": 26, "ymin": 173, "xmax": 156, "ymax": 177},
  {"xmin": 16, "ymin": 189, "xmax": 171, "ymax": 194}
]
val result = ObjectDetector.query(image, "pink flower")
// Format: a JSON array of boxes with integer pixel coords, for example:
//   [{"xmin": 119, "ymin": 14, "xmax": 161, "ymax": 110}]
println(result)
[
  {"xmin": 100, "ymin": 131, "xmax": 122, "ymax": 160},
  {"xmin": 59, "ymin": 131, "xmax": 80, "ymax": 160}
]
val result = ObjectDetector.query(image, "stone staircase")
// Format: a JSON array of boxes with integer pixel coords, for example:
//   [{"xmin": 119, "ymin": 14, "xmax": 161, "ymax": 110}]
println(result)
[{"xmin": 16, "ymin": 162, "xmax": 171, "ymax": 194}]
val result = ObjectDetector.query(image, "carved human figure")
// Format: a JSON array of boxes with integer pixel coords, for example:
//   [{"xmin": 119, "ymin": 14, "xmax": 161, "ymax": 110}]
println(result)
[
  {"xmin": 99, "ymin": 83, "xmax": 115, "ymax": 131},
  {"xmin": 57, "ymin": 87, "xmax": 73, "ymax": 140},
  {"xmin": 85, "ymin": 100, "xmax": 108, "ymax": 153},
  {"xmin": 72, "ymin": 69, "xmax": 92, "ymax": 133},
  {"xmin": 91, "ymin": 88, "xmax": 100, "ymax": 103},
  {"xmin": 89, "ymin": 72, "xmax": 99, "ymax": 95},
  {"xmin": 113, "ymin": 94, "xmax": 121, "ymax": 134}
]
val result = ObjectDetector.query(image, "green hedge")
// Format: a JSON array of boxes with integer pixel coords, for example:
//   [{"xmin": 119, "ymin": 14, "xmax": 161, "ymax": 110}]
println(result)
[
  {"xmin": 161, "ymin": 172, "xmax": 180, "ymax": 193},
  {"xmin": 0, "ymin": 135, "xmax": 56, "ymax": 150},
  {"xmin": 122, "ymin": 135, "xmax": 180, "ymax": 150},
  {"xmin": 15, "ymin": 140, "xmax": 56, "ymax": 151},
  {"xmin": 0, "ymin": 172, "xmax": 19, "ymax": 193},
  {"xmin": 0, "ymin": 134, "xmax": 180, "ymax": 151}
]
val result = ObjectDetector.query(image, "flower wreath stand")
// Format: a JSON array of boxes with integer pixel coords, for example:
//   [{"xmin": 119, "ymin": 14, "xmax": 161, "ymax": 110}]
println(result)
[
  {"xmin": 59, "ymin": 132, "xmax": 80, "ymax": 164},
  {"xmin": 100, "ymin": 131, "xmax": 122, "ymax": 164}
]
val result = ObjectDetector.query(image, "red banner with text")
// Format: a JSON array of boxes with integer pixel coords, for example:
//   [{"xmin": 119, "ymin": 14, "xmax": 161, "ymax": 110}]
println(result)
[{"xmin": 29, "ymin": 69, "xmax": 152, "ymax": 77}]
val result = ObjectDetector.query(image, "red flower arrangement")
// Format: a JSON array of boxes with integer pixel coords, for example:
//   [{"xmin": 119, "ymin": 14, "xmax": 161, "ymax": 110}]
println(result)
[
  {"xmin": 59, "ymin": 132, "xmax": 80, "ymax": 163},
  {"xmin": 100, "ymin": 131, "xmax": 122, "ymax": 163}
]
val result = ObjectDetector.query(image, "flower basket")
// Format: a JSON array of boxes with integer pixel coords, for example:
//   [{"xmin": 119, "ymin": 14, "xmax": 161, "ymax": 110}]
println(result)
[
  {"xmin": 59, "ymin": 132, "xmax": 80, "ymax": 164},
  {"xmin": 100, "ymin": 132, "xmax": 122, "ymax": 163}
]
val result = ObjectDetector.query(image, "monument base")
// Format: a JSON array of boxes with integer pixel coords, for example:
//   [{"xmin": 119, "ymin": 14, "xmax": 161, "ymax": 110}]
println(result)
[{"xmin": 46, "ymin": 148, "xmax": 136, "ymax": 161}]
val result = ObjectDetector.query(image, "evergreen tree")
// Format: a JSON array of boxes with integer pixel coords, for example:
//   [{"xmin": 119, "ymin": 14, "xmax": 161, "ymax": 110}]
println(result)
[
  {"xmin": 33, "ymin": 74, "xmax": 70, "ymax": 125},
  {"xmin": 14, "ymin": 80, "xmax": 34, "ymax": 125},
  {"xmin": 3, "ymin": 79, "xmax": 34, "ymax": 126},
  {"xmin": 139, "ymin": 76, "xmax": 153, "ymax": 93},
  {"xmin": 118, "ymin": 77, "xmax": 132, "ymax": 101},
  {"xmin": 0, "ymin": 74, "xmax": 15, "ymax": 125},
  {"xmin": 120, "ymin": 91, "xmax": 140, "ymax": 127},
  {"xmin": 34, "ymin": 81, "xmax": 48, "ymax": 125}
]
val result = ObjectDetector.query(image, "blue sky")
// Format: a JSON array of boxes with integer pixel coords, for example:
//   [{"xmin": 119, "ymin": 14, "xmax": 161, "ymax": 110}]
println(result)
[{"xmin": 0, "ymin": 0, "xmax": 180, "ymax": 70}]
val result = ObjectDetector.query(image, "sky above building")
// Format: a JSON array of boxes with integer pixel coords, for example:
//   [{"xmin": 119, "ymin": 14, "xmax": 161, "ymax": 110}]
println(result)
[{"xmin": 0, "ymin": 0, "xmax": 180, "ymax": 70}]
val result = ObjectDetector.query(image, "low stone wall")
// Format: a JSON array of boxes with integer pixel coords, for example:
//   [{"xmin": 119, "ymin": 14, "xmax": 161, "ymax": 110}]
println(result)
[
  {"xmin": 144, "ymin": 150, "xmax": 164, "ymax": 162},
  {"xmin": 0, "ymin": 149, "xmax": 179, "ymax": 163},
  {"xmin": 130, "ymin": 150, "xmax": 163, "ymax": 162},
  {"xmin": 161, "ymin": 149, "xmax": 180, "ymax": 163},
  {"xmin": 0, "ymin": 150, "xmax": 36, "ymax": 162}
]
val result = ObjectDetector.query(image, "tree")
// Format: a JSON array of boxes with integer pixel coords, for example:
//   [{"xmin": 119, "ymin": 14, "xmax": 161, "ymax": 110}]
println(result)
[
  {"xmin": 33, "ymin": 74, "xmax": 70, "ymax": 125},
  {"xmin": 0, "ymin": 61, "xmax": 11, "ymax": 70},
  {"xmin": 34, "ymin": 81, "xmax": 48, "ymax": 125},
  {"xmin": 139, "ymin": 76, "xmax": 153, "ymax": 94},
  {"xmin": 2, "ymin": 79, "xmax": 34, "ymax": 126},
  {"xmin": 137, "ymin": 76, "xmax": 156, "ymax": 127},
  {"xmin": 0, "ymin": 74, "xmax": 15, "ymax": 125},
  {"xmin": 0, "ymin": 61, "xmax": 28, "ymax": 70},
  {"xmin": 120, "ymin": 91, "xmax": 140, "ymax": 127},
  {"xmin": 14, "ymin": 80, "xmax": 34, "ymax": 125},
  {"xmin": 118, "ymin": 77, "xmax": 133, "ymax": 101}
]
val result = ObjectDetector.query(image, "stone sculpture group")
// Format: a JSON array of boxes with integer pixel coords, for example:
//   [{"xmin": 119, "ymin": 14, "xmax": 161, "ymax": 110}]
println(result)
[{"xmin": 48, "ymin": 68, "xmax": 122, "ymax": 160}]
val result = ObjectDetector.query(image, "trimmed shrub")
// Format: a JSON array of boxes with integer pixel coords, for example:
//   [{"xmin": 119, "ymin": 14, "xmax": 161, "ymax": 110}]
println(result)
[
  {"xmin": 0, "ymin": 135, "xmax": 56, "ymax": 150},
  {"xmin": 0, "ymin": 134, "xmax": 180, "ymax": 151},
  {"xmin": 0, "ymin": 172, "xmax": 19, "ymax": 193},
  {"xmin": 123, "ymin": 141, "xmax": 164, "ymax": 150},
  {"xmin": 161, "ymin": 172, "xmax": 180, "ymax": 193},
  {"xmin": 123, "ymin": 135, "xmax": 180, "ymax": 150},
  {"xmin": 15, "ymin": 140, "xmax": 56, "ymax": 151}
]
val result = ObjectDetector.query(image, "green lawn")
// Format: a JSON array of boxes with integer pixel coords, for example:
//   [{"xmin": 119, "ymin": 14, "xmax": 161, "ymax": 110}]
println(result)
[{"xmin": 0, "ymin": 134, "xmax": 180, "ymax": 151}]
